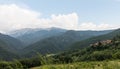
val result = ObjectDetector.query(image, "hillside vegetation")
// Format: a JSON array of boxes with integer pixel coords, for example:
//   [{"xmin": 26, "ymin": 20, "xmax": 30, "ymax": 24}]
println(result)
[
  {"xmin": 70, "ymin": 29, "xmax": 120, "ymax": 50},
  {"xmin": 22, "ymin": 30, "xmax": 112, "ymax": 56},
  {"xmin": 0, "ymin": 28, "xmax": 119, "ymax": 69},
  {"xmin": 32, "ymin": 60, "xmax": 120, "ymax": 69},
  {"xmin": 0, "ymin": 33, "xmax": 23, "ymax": 60},
  {"xmin": 54, "ymin": 34, "xmax": 120, "ymax": 62}
]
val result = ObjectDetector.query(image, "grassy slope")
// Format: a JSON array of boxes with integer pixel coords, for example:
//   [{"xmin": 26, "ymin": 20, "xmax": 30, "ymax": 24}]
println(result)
[{"xmin": 31, "ymin": 60, "xmax": 120, "ymax": 69}]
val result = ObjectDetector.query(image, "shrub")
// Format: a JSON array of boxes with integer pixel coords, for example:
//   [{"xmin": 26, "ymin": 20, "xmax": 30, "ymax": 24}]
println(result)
[{"xmin": 0, "ymin": 61, "xmax": 13, "ymax": 69}]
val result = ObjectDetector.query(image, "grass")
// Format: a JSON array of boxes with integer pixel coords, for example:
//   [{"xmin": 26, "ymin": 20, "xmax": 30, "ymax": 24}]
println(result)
[{"xmin": 31, "ymin": 60, "xmax": 120, "ymax": 69}]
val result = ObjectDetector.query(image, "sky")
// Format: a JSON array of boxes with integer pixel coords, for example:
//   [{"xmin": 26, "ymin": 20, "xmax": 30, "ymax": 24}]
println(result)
[{"xmin": 0, "ymin": 0, "xmax": 120, "ymax": 33}]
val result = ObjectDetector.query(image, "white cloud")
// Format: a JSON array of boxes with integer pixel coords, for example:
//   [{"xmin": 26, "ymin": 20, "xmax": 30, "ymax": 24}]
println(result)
[
  {"xmin": 0, "ymin": 4, "xmax": 119, "ymax": 33},
  {"xmin": 49, "ymin": 13, "xmax": 78, "ymax": 30},
  {"xmin": 0, "ymin": 4, "xmax": 79, "ymax": 32},
  {"xmin": 0, "ymin": 4, "xmax": 41, "ymax": 31},
  {"xmin": 78, "ymin": 22, "xmax": 118, "ymax": 30}
]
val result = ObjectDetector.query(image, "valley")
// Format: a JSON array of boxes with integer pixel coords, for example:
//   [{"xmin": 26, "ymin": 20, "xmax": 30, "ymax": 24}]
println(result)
[{"xmin": 0, "ymin": 28, "xmax": 119, "ymax": 69}]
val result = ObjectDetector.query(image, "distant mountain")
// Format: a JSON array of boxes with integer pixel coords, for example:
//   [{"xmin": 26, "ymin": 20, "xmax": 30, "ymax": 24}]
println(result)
[
  {"xmin": 70, "ymin": 29, "xmax": 120, "ymax": 50},
  {"xmin": 9, "ymin": 28, "xmax": 39, "ymax": 37},
  {"xmin": 0, "ymin": 33, "xmax": 23, "ymax": 60},
  {"xmin": 0, "ymin": 47, "xmax": 18, "ymax": 61},
  {"xmin": 0, "ymin": 33, "xmax": 24, "ymax": 51},
  {"xmin": 22, "ymin": 30, "xmax": 113, "ymax": 56},
  {"xmin": 0, "ymin": 42, "xmax": 19, "ymax": 61},
  {"xmin": 9, "ymin": 27, "xmax": 66, "ymax": 46}
]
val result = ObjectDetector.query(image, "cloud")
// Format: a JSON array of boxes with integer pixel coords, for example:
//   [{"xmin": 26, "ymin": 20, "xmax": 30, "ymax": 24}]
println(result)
[
  {"xmin": 0, "ymin": 4, "xmax": 41, "ymax": 31},
  {"xmin": 0, "ymin": 4, "xmax": 119, "ymax": 33},
  {"xmin": 0, "ymin": 4, "xmax": 79, "ymax": 32},
  {"xmin": 49, "ymin": 13, "xmax": 78, "ymax": 30},
  {"xmin": 78, "ymin": 22, "xmax": 118, "ymax": 30}
]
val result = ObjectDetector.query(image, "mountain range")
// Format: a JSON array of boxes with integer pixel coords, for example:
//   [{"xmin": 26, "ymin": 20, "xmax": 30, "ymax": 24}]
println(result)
[
  {"xmin": 9, "ymin": 27, "xmax": 66, "ymax": 46},
  {"xmin": 0, "ymin": 27, "xmax": 119, "ymax": 60},
  {"xmin": 21, "ymin": 29, "xmax": 113, "ymax": 56}
]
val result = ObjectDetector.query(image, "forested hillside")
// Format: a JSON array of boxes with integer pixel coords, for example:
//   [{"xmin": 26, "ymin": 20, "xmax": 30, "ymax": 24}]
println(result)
[
  {"xmin": 70, "ymin": 28, "xmax": 120, "ymax": 50},
  {"xmin": 22, "ymin": 30, "xmax": 112, "ymax": 57},
  {"xmin": 0, "ymin": 29, "xmax": 119, "ymax": 69},
  {"xmin": 0, "ymin": 33, "xmax": 24, "ymax": 51},
  {"xmin": 0, "ymin": 33, "xmax": 119, "ymax": 69},
  {"xmin": 0, "ymin": 34, "xmax": 22, "ymax": 60},
  {"xmin": 54, "ymin": 34, "xmax": 120, "ymax": 62}
]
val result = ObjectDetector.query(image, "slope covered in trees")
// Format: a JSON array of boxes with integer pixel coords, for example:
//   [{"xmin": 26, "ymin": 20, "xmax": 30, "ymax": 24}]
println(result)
[
  {"xmin": 0, "ymin": 33, "xmax": 24, "ymax": 51},
  {"xmin": 0, "ymin": 29, "xmax": 119, "ymax": 69},
  {"xmin": 0, "ymin": 34, "xmax": 120, "ymax": 69},
  {"xmin": 0, "ymin": 33, "xmax": 24, "ymax": 60},
  {"xmin": 0, "ymin": 38, "xmax": 19, "ymax": 61},
  {"xmin": 22, "ymin": 30, "xmax": 112, "ymax": 56},
  {"xmin": 70, "ymin": 28, "xmax": 120, "ymax": 50},
  {"xmin": 54, "ymin": 34, "xmax": 120, "ymax": 62}
]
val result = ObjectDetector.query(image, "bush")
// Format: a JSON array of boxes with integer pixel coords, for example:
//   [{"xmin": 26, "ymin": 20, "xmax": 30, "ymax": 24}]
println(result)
[
  {"xmin": 19, "ymin": 56, "xmax": 45, "ymax": 68},
  {"xmin": 9, "ymin": 60, "xmax": 23, "ymax": 69},
  {"xmin": 0, "ymin": 60, "xmax": 23, "ymax": 69},
  {"xmin": 0, "ymin": 61, "xmax": 13, "ymax": 69},
  {"xmin": 113, "ymin": 51, "xmax": 120, "ymax": 59},
  {"xmin": 89, "ymin": 51, "xmax": 112, "ymax": 61}
]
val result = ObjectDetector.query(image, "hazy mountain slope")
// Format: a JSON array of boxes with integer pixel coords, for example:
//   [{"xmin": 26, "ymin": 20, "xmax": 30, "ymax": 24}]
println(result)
[
  {"xmin": 0, "ymin": 33, "xmax": 24, "ymax": 52},
  {"xmin": 22, "ymin": 30, "xmax": 113, "ymax": 56},
  {"xmin": 0, "ymin": 37, "xmax": 20, "ymax": 60},
  {"xmin": 9, "ymin": 28, "xmax": 36, "ymax": 37},
  {"xmin": 9, "ymin": 28, "xmax": 66, "ymax": 46},
  {"xmin": 70, "ymin": 29, "xmax": 120, "ymax": 50},
  {"xmin": 0, "ymin": 46, "xmax": 19, "ymax": 61}
]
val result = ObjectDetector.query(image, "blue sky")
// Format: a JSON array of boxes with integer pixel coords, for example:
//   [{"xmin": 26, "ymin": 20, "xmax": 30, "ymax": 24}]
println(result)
[{"xmin": 0, "ymin": 0, "xmax": 120, "ymax": 32}]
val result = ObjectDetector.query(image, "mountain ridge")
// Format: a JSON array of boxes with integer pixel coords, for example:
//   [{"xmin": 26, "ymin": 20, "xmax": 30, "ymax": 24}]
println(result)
[
  {"xmin": 21, "ymin": 29, "xmax": 113, "ymax": 57},
  {"xmin": 9, "ymin": 27, "xmax": 66, "ymax": 46},
  {"xmin": 70, "ymin": 28, "xmax": 120, "ymax": 50}
]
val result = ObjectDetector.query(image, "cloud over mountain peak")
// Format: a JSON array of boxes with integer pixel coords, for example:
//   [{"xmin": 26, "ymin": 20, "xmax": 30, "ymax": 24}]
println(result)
[{"xmin": 0, "ymin": 4, "xmax": 118, "ymax": 33}]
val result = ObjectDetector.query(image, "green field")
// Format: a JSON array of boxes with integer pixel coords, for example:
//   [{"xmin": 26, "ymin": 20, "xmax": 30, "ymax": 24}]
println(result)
[{"xmin": 31, "ymin": 60, "xmax": 120, "ymax": 69}]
